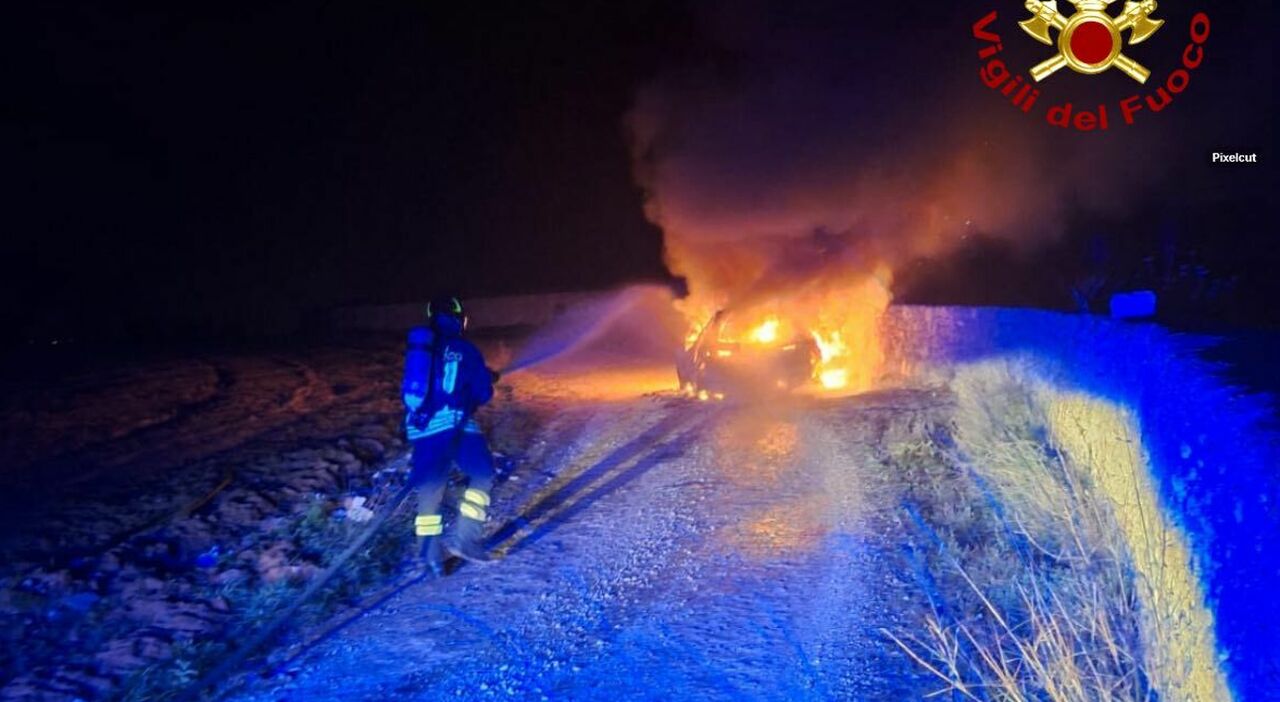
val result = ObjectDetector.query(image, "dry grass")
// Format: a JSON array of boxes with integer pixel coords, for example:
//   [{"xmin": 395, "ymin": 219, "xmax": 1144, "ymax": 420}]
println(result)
[{"xmin": 885, "ymin": 359, "xmax": 1229, "ymax": 702}]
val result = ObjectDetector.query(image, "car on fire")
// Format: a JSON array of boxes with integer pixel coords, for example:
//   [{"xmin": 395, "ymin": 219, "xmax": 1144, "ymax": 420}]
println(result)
[{"xmin": 677, "ymin": 310, "xmax": 821, "ymax": 395}]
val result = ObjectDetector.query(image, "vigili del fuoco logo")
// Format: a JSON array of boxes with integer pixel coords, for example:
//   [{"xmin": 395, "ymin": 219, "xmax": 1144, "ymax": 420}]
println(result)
[{"xmin": 973, "ymin": 1, "xmax": 1210, "ymax": 131}]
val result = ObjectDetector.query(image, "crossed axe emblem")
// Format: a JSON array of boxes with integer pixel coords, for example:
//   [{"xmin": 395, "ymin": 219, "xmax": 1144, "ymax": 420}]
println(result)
[{"xmin": 1020, "ymin": 0, "xmax": 1164, "ymax": 83}]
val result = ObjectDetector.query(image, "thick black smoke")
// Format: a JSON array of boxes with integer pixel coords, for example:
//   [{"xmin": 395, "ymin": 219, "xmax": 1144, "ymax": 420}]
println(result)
[{"xmin": 626, "ymin": 0, "xmax": 1233, "ymax": 306}]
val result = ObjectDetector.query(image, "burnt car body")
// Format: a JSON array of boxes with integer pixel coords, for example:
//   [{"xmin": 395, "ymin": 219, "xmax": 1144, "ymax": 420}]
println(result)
[{"xmin": 677, "ymin": 310, "xmax": 820, "ymax": 395}]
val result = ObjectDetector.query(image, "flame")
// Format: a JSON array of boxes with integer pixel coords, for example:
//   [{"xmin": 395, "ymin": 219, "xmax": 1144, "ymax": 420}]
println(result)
[
  {"xmin": 811, "ymin": 330, "xmax": 850, "ymax": 389},
  {"xmin": 678, "ymin": 264, "xmax": 891, "ymax": 395},
  {"xmin": 750, "ymin": 317, "xmax": 780, "ymax": 344},
  {"xmin": 818, "ymin": 368, "xmax": 849, "ymax": 390}
]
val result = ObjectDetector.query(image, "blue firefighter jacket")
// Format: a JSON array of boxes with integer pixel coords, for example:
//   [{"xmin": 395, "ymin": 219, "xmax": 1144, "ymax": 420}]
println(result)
[{"xmin": 402, "ymin": 325, "xmax": 494, "ymax": 440}]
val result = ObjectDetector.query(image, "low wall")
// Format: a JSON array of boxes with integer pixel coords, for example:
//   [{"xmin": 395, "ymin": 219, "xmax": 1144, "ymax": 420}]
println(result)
[{"xmin": 884, "ymin": 305, "xmax": 1279, "ymax": 699}]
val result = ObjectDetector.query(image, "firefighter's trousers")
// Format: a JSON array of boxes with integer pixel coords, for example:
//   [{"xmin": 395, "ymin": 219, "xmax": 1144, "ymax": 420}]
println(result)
[{"xmin": 408, "ymin": 430, "xmax": 495, "ymax": 541}]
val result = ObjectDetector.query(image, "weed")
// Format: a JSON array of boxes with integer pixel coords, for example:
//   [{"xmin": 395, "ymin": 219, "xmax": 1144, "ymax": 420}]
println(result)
[{"xmin": 886, "ymin": 360, "xmax": 1228, "ymax": 701}]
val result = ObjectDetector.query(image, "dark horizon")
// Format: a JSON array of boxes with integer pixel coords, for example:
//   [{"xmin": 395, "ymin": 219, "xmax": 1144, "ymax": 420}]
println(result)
[{"xmin": 5, "ymin": 1, "xmax": 1275, "ymax": 343}]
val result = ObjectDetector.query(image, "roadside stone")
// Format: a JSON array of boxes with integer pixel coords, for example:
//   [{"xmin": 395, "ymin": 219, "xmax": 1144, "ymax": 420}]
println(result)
[{"xmin": 214, "ymin": 568, "xmax": 248, "ymax": 586}]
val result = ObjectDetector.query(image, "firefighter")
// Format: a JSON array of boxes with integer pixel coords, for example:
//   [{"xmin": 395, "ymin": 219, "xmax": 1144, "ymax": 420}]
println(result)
[{"xmin": 402, "ymin": 295, "xmax": 497, "ymax": 573}]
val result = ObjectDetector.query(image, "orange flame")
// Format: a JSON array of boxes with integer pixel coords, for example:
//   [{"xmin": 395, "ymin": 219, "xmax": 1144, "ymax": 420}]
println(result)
[
  {"xmin": 812, "ymin": 330, "xmax": 851, "ymax": 389},
  {"xmin": 750, "ymin": 317, "xmax": 780, "ymax": 344},
  {"xmin": 679, "ymin": 264, "xmax": 892, "ymax": 395}
]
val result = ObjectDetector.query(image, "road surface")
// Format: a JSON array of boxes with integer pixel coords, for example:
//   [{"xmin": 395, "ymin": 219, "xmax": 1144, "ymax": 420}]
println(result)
[{"xmin": 229, "ymin": 377, "xmax": 948, "ymax": 701}]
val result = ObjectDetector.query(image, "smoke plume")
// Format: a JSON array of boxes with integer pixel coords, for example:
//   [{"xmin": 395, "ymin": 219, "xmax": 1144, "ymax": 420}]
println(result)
[{"xmin": 627, "ymin": 1, "xmax": 1172, "ymax": 312}]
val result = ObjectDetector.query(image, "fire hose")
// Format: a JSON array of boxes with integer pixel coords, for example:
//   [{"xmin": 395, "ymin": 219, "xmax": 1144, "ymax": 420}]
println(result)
[
  {"xmin": 189, "ymin": 359, "xmax": 545, "ymax": 697},
  {"xmin": 188, "ymin": 406, "xmax": 477, "ymax": 700}
]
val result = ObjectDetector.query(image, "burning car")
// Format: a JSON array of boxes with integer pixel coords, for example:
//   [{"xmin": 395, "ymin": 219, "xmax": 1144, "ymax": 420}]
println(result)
[{"xmin": 677, "ymin": 310, "xmax": 821, "ymax": 396}]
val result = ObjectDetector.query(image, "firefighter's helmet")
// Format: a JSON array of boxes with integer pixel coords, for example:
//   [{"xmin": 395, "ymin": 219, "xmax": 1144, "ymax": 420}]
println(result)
[{"xmin": 427, "ymin": 295, "xmax": 467, "ymax": 331}]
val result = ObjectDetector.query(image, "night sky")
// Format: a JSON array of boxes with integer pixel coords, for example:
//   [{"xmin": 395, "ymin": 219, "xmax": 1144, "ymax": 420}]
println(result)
[{"xmin": 5, "ymin": 1, "xmax": 1275, "ymax": 342}]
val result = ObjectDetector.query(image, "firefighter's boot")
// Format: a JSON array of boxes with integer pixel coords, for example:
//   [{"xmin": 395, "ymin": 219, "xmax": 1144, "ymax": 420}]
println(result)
[
  {"xmin": 415, "ymin": 514, "xmax": 446, "ymax": 575},
  {"xmin": 446, "ymin": 488, "xmax": 492, "ymax": 564}
]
